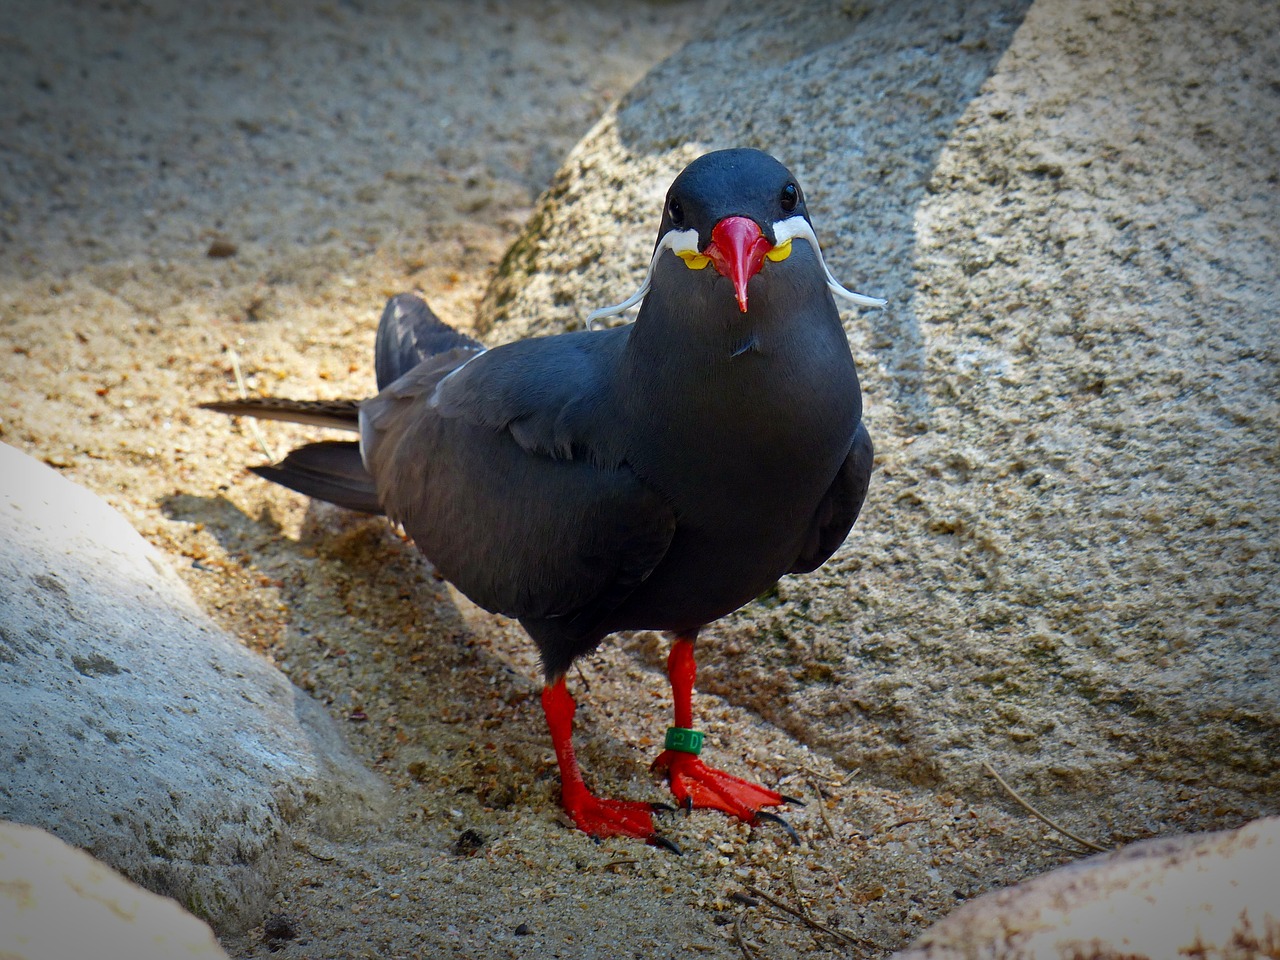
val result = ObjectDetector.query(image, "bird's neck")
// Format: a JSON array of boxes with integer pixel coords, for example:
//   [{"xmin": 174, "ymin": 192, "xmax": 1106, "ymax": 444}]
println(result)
[{"xmin": 615, "ymin": 268, "xmax": 860, "ymax": 504}]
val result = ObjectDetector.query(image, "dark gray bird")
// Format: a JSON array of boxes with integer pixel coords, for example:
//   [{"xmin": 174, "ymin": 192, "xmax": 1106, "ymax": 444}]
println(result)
[{"xmin": 203, "ymin": 148, "xmax": 882, "ymax": 847}]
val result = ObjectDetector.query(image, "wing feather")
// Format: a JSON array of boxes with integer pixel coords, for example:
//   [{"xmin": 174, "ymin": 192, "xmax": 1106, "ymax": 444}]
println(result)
[
  {"xmin": 789, "ymin": 420, "xmax": 873, "ymax": 574},
  {"xmin": 359, "ymin": 328, "xmax": 673, "ymax": 650}
]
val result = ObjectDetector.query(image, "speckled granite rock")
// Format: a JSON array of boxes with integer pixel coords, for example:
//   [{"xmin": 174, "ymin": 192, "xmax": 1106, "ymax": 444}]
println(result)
[
  {"xmin": 894, "ymin": 816, "xmax": 1280, "ymax": 959},
  {"xmin": 477, "ymin": 0, "xmax": 1279, "ymax": 837},
  {"xmin": 0, "ymin": 820, "xmax": 230, "ymax": 960},
  {"xmin": 0, "ymin": 444, "xmax": 387, "ymax": 935}
]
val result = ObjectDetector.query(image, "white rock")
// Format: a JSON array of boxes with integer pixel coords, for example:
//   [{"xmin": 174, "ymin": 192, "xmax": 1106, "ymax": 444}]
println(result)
[
  {"xmin": 0, "ymin": 820, "xmax": 230, "ymax": 960},
  {"xmin": 894, "ymin": 817, "xmax": 1280, "ymax": 959},
  {"xmin": 0, "ymin": 443, "xmax": 386, "ymax": 935}
]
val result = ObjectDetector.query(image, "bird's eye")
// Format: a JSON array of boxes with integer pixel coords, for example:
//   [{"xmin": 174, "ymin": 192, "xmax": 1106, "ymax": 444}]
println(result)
[
  {"xmin": 668, "ymin": 197, "xmax": 684, "ymax": 225},
  {"xmin": 780, "ymin": 183, "xmax": 800, "ymax": 212}
]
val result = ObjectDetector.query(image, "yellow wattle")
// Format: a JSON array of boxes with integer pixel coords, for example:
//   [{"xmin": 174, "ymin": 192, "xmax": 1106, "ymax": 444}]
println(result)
[
  {"xmin": 764, "ymin": 238, "xmax": 792, "ymax": 262},
  {"xmin": 677, "ymin": 250, "xmax": 712, "ymax": 270}
]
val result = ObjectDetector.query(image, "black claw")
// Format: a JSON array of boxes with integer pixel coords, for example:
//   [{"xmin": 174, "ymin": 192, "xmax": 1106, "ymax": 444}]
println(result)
[
  {"xmin": 683, "ymin": 795, "xmax": 693, "ymax": 816},
  {"xmin": 648, "ymin": 834, "xmax": 683, "ymax": 855},
  {"xmin": 651, "ymin": 802, "xmax": 677, "ymax": 816},
  {"xmin": 779, "ymin": 793, "xmax": 806, "ymax": 806},
  {"xmin": 755, "ymin": 810, "xmax": 801, "ymax": 845}
]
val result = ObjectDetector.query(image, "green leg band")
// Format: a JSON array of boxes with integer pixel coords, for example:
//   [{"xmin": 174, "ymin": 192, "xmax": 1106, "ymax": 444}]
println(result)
[{"xmin": 664, "ymin": 726, "xmax": 704, "ymax": 755}]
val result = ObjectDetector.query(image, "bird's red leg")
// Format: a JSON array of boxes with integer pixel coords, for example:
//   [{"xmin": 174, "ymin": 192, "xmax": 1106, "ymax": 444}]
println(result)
[
  {"xmin": 651, "ymin": 634, "xmax": 789, "ymax": 823},
  {"xmin": 541, "ymin": 677, "xmax": 658, "ymax": 841}
]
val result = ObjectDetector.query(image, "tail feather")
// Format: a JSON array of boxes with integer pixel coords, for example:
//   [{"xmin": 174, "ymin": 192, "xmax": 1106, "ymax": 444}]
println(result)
[
  {"xmin": 249, "ymin": 440, "xmax": 382, "ymax": 514},
  {"xmin": 203, "ymin": 290, "xmax": 481, "ymax": 515},
  {"xmin": 375, "ymin": 292, "xmax": 484, "ymax": 390},
  {"xmin": 201, "ymin": 397, "xmax": 360, "ymax": 431}
]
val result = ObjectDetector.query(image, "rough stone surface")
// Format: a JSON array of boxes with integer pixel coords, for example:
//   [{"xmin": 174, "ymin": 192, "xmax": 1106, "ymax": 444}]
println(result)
[
  {"xmin": 2, "ymin": 0, "xmax": 1276, "ymax": 956},
  {"xmin": 478, "ymin": 0, "xmax": 1280, "ymax": 838},
  {"xmin": 0, "ymin": 820, "xmax": 231, "ymax": 960},
  {"xmin": 0, "ymin": 444, "xmax": 386, "ymax": 935},
  {"xmin": 894, "ymin": 816, "xmax": 1280, "ymax": 959}
]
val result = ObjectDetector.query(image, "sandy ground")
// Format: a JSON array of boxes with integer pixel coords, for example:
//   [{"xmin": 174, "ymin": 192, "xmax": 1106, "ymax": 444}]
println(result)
[{"xmin": 1, "ymin": 2, "xmax": 1094, "ymax": 957}]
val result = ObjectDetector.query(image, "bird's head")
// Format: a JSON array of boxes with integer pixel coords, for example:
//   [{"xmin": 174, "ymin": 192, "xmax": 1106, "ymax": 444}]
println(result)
[
  {"xmin": 587, "ymin": 148, "xmax": 884, "ymax": 326},
  {"xmin": 658, "ymin": 150, "xmax": 808, "ymax": 314}
]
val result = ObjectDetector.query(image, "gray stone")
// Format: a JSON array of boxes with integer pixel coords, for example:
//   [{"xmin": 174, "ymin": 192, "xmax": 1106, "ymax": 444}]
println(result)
[
  {"xmin": 476, "ymin": 0, "xmax": 1279, "ymax": 836},
  {"xmin": 0, "ymin": 820, "xmax": 230, "ymax": 960},
  {"xmin": 894, "ymin": 816, "xmax": 1280, "ymax": 959},
  {"xmin": 0, "ymin": 444, "xmax": 386, "ymax": 935}
]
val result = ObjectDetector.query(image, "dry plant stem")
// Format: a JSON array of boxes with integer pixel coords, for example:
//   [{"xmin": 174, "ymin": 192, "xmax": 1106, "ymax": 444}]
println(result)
[
  {"xmin": 292, "ymin": 840, "xmax": 336, "ymax": 863},
  {"xmin": 808, "ymin": 776, "xmax": 837, "ymax": 840},
  {"xmin": 887, "ymin": 816, "xmax": 930, "ymax": 831},
  {"xmin": 785, "ymin": 861, "xmax": 806, "ymax": 913},
  {"xmin": 228, "ymin": 348, "xmax": 277, "ymax": 463},
  {"xmin": 982, "ymin": 761, "xmax": 1109, "ymax": 853},
  {"xmin": 732, "ymin": 912, "xmax": 762, "ymax": 960},
  {"xmin": 785, "ymin": 862, "xmax": 828, "ymax": 954},
  {"xmin": 744, "ymin": 885, "xmax": 874, "ymax": 949}
]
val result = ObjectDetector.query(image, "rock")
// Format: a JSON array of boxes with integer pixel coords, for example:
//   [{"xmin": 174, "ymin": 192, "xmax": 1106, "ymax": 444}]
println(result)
[
  {"xmin": 894, "ymin": 816, "xmax": 1280, "ymax": 959},
  {"xmin": 205, "ymin": 238, "xmax": 238, "ymax": 259},
  {"xmin": 476, "ymin": 0, "xmax": 1280, "ymax": 837},
  {"xmin": 0, "ymin": 820, "xmax": 230, "ymax": 960},
  {"xmin": 478, "ymin": 0, "xmax": 1037, "ymax": 342},
  {"xmin": 0, "ymin": 444, "xmax": 387, "ymax": 935}
]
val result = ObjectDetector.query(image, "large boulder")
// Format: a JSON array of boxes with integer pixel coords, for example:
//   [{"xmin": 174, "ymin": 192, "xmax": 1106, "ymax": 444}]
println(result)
[
  {"xmin": 476, "ymin": 0, "xmax": 1279, "ymax": 837},
  {"xmin": 0, "ymin": 444, "xmax": 386, "ymax": 935},
  {"xmin": 0, "ymin": 820, "xmax": 230, "ymax": 960},
  {"xmin": 894, "ymin": 816, "xmax": 1280, "ymax": 959}
]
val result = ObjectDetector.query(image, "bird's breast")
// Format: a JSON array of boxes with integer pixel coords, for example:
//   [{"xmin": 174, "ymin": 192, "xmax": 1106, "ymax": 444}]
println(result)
[{"xmin": 625, "ymin": 338, "xmax": 858, "ymax": 532}]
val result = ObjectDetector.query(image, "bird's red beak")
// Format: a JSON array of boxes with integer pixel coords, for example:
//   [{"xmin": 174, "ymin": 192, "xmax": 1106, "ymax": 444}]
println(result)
[{"xmin": 704, "ymin": 216, "xmax": 772, "ymax": 313}]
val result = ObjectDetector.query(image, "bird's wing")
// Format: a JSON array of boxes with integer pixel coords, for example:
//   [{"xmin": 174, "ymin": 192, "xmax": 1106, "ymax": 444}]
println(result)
[
  {"xmin": 789, "ymin": 420, "xmax": 873, "ymax": 574},
  {"xmin": 423, "ymin": 328, "xmax": 626, "ymax": 461},
  {"xmin": 374, "ymin": 292, "xmax": 485, "ymax": 391},
  {"xmin": 360, "ymin": 329, "xmax": 676, "ymax": 625}
]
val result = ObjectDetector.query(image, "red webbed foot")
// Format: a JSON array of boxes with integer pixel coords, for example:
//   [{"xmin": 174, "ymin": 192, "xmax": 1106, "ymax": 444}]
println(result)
[
  {"xmin": 654, "ymin": 634, "xmax": 796, "ymax": 837},
  {"xmin": 652, "ymin": 749, "xmax": 786, "ymax": 822},
  {"xmin": 541, "ymin": 678, "xmax": 680, "ymax": 852},
  {"xmin": 560, "ymin": 785, "xmax": 658, "ymax": 841}
]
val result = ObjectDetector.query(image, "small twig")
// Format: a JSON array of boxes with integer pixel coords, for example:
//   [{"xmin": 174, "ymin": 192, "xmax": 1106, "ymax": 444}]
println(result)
[
  {"xmin": 784, "ymin": 862, "xmax": 810, "ymax": 922},
  {"xmin": 806, "ymin": 767, "xmax": 872, "ymax": 838},
  {"xmin": 744, "ymin": 885, "xmax": 872, "ymax": 949},
  {"xmin": 732, "ymin": 912, "xmax": 762, "ymax": 960},
  {"xmin": 228, "ymin": 347, "xmax": 276, "ymax": 462},
  {"xmin": 292, "ymin": 839, "xmax": 336, "ymax": 862},
  {"xmin": 983, "ymin": 761, "xmax": 1108, "ymax": 853},
  {"xmin": 785, "ymin": 862, "xmax": 828, "ymax": 954},
  {"xmin": 886, "ymin": 815, "xmax": 930, "ymax": 831},
  {"xmin": 786, "ymin": 861, "xmax": 803, "ymax": 896},
  {"xmin": 807, "ymin": 776, "xmax": 837, "ymax": 840}
]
